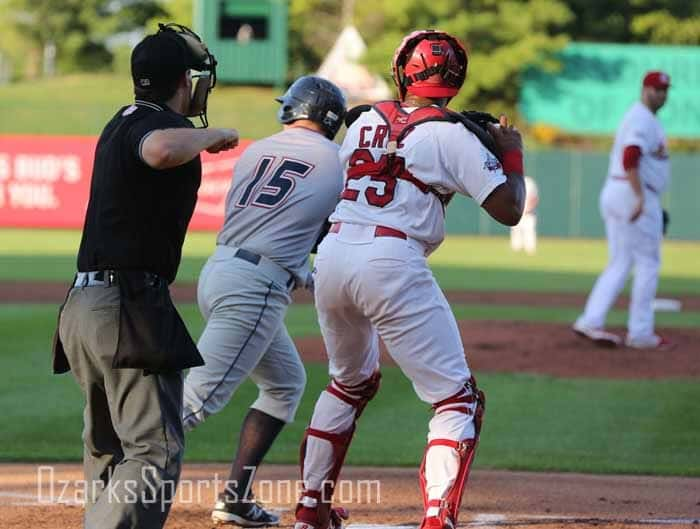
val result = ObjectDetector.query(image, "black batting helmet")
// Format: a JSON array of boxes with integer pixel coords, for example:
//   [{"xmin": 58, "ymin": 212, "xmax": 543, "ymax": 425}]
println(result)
[{"xmin": 276, "ymin": 76, "xmax": 347, "ymax": 139}]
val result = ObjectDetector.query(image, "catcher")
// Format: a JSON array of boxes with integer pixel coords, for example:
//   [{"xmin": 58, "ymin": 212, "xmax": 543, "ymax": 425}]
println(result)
[{"xmin": 293, "ymin": 29, "xmax": 525, "ymax": 529}]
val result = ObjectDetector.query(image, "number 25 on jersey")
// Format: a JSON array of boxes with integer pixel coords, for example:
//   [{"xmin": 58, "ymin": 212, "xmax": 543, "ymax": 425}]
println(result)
[{"xmin": 340, "ymin": 148, "xmax": 402, "ymax": 207}]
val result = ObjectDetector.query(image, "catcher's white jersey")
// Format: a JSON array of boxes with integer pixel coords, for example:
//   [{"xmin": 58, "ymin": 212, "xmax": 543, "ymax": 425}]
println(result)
[
  {"xmin": 332, "ymin": 107, "xmax": 506, "ymax": 253},
  {"xmin": 607, "ymin": 101, "xmax": 670, "ymax": 194}
]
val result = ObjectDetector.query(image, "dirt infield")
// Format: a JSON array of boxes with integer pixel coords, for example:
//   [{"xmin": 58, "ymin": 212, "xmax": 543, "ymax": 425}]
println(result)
[
  {"xmin": 2, "ymin": 280, "xmax": 700, "ymax": 311},
  {"xmin": 1, "ymin": 463, "xmax": 699, "ymax": 529},
  {"xmin": 296, "ymin": 319, "xmax": 700, "ymax": 379}
]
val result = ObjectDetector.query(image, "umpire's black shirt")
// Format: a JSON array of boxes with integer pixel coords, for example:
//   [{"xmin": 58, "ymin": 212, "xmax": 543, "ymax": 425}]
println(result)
[{"xmin": 77, "ymin": 100, "xmax": 201, "ymax": 284}]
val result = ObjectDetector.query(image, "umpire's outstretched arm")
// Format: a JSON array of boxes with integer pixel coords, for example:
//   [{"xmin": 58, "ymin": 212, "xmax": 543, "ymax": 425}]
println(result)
[{"xmin": 142, "ymin": 127, "xmax": 239, "ymax": 169}]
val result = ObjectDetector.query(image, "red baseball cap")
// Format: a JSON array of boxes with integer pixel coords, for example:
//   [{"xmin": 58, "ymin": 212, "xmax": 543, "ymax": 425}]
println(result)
[{"xmin": 643, "ymin": 71, "xmax": 671, "ymax": 89}]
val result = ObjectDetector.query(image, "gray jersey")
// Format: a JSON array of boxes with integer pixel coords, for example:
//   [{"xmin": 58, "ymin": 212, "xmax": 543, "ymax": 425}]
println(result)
[{"xmin": 217, "ymin": 127, "xmax": 343, "ymax": 282}]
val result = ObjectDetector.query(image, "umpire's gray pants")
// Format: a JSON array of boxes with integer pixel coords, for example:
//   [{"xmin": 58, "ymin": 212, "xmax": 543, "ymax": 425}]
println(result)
[
  {"xmin": 183, "ymin": 245, "xmax": 306, "ymax": 430},
  {"xmin": 59, "ymin": 285, "xmax": 184, "ymax": 529}
]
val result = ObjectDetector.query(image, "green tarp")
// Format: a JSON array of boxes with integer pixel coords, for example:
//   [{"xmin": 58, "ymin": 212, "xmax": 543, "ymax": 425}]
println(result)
[{"xmin": 521, "ymin": 43, "xmax": 700, "ymax": 138}]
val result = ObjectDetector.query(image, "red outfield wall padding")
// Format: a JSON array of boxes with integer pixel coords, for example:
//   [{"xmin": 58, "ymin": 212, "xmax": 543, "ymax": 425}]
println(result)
[{"xmin": 0, "ymin": 135, "xmax": 252, "ymax": 231}]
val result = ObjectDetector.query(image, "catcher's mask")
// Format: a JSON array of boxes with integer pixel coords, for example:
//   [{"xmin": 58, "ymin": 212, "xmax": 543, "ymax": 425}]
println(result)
[
  {"xmin": 392, "ymin": 29, "xmax": 468, "ymax": 101},
  {"xmin": 275, "ymin": 76, "xmax": 347, "ymax": 140}
]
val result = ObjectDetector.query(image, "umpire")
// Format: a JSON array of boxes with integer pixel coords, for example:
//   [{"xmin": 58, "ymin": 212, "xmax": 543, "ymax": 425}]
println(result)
[{"xmin": 52, "ymin": 24, "xmax": 238, "ymax": 529}]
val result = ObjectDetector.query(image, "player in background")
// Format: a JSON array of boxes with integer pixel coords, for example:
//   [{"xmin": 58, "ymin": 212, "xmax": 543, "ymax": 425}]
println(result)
[
  {"xmin": 573, "ymin": 71, "xmax": 672, "ymax": 350},
  {"xmin": 510, "ymin": 175, "xmax": 539, "ymax": 254},
  {"xmin": 181, "ymin": 76, "xmax": 346, "ymax": 527},
  {"xmin": 293, "ymin": 30, "xmax": 525, "ymax": 529}
]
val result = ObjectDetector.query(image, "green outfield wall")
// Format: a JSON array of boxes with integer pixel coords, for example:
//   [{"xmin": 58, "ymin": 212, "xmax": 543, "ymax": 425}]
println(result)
[{"xmin": 445, "ymin": 149, "xmax": 700, "ymax": 241}]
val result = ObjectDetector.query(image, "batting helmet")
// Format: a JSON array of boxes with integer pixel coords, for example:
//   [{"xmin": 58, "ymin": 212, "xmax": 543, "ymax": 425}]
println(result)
[
  {"xmin": 392, "ymin": 30, "xmax": 468, "ymax": 101},
  {"xmin": 276, "ymin": 76, "xmax": 347, "ymax": 139}
]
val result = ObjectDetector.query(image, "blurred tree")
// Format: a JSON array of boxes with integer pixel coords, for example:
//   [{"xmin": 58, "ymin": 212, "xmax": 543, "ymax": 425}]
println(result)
[
  {"xmin": 0, "ymin": 0, "xmax": 35, "ymax": 80},
  {"xmin": 4, "ymin": 0, "xmax": 167, "ymax": 76},
  {"xmin": 355, "ymin": 0, "xmax": 574, "ymax": 118},
  {"xmin": 147, "ymin": 0, "xmax": 193, "ymax": 31},
  {"xmin": 563, "ymin": 0, "xmax": 700, "ymax": 45},
  {"xmin": 285, "ymin": 0, "xmax": 700, "ymax": 118},
  {"xmin": 288, "ymin": 0, "xmax": 343, "ymax": 81}
]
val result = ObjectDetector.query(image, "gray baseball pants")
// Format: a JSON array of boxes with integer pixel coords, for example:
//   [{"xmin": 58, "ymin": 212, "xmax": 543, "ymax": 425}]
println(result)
[
  {"xmin": 183, "ymin": 245, "xmax": 306, "ymax": 431},
  {"xmin": 59, "ymin": 284, "xmax": 184, "ymax": 529}
]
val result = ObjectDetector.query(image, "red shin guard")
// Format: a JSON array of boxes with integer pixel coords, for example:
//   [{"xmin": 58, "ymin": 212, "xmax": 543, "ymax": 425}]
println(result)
[
  {"xmin": 419, "ymin": 378, "xmax": 486, "ymax": 529},
  {"xmin": 296, "ymin": 372, "xmax": 381, "ymax": 529}
]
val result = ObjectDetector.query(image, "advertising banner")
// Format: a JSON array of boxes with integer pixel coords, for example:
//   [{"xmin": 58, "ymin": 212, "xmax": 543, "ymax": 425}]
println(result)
[{"xmin": 0, "ymin": 135, "xmax": 252, "ymax": 231}]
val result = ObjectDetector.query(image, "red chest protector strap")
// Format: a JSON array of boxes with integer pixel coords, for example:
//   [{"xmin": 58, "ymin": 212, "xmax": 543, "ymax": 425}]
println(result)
[
  {"xmin": 370, "ymin": 101, "xmax": 456, "ymax": 201},
  {"xmin": 374, "ymin": 100, "xmax": 456, "ymax": 145}
]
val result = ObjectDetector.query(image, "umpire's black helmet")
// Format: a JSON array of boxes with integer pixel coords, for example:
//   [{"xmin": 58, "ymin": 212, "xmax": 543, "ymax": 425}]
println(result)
[{"xmin": 276, "ymin": 76, "xmax": 347, "ymax": 139}]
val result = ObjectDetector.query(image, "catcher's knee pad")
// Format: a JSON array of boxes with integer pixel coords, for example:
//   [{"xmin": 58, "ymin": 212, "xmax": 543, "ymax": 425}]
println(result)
[
  {"xmin": 296, "ymin": 371, "xmax": 381, "ymax": 529},
  {"xmin": 419, "ymin": 377, "xmax": 485, "ymax": 529},
  {"xmin": 324, "ymin": 371, "xmax": 381, "ymax": 418}
]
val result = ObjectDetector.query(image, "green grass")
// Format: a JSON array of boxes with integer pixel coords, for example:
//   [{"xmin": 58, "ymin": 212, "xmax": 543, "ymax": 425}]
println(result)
[
  {"xmin": 1, "ymin": 303, "xmax": 699, "ymax": 475},
  {"xmin": 1, "ymin": 230, "xmax": 698, "ymax": 474},
  {"xmin": 0, "ymin": 74, "xmax": 281, "ymax": 138},
  {"xmin": 2, "ymin": 229, "xmax": 700, "ymax": 295}
]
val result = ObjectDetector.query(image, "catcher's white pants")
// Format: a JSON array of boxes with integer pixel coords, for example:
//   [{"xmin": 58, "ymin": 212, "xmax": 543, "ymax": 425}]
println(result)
[
  {"xmin": 576, "ymin": 181, "xmax": 662, "ymax": 341},
  {"xmin": 306, "ymin": 223, "xmax": 476, "ymax": 498},
  {"xmin": 510, "ymin": 212, "xmax": 537, "ymax": 254}
]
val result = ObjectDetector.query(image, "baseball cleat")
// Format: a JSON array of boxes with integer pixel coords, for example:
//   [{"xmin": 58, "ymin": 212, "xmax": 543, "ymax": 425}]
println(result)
[
  {"xmin": 212, "ymin": 495, "xmax": 281, "ymax": 527},
  {"xmin": 572, "ymin": 322, "xmax": 622, "ymax": 348},
  {"xmin": 624, "ymin": 334, "xmax": 674, "ymax": 350},
  {"xmin": 420, "ymin": 515, "xmax": 455, "ymax": 529},
  {"xmin": 294, "ymin": 507, "xmax": 349, "ymax": 529}
]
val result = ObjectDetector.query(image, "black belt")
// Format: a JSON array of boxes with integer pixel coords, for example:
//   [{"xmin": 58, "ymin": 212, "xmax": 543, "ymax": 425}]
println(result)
[
  {"xmin": 233, "ymin": 248, "xmax": 295, "ymax": 289},
  {"xmin": 234, "ymin": 248, "xmax": 262, "ymax": 266}
]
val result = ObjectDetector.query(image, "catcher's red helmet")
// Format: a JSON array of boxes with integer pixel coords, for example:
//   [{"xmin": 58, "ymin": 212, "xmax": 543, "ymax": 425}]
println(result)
[{"xmin": 392, "ymin": 30, "xmax": 468, "ymax": 100}]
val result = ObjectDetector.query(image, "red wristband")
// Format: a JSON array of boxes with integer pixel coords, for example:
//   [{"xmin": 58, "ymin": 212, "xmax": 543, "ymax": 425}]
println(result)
[{"xmin": 502, "ymin": 150, "xmax": 523, "ymax": 174}]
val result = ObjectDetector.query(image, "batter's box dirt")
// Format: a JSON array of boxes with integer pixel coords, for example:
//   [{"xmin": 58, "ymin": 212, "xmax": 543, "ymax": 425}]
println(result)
[{"xmin": 1, "ymin": 464, "xmax": 698, "ymax": 529}]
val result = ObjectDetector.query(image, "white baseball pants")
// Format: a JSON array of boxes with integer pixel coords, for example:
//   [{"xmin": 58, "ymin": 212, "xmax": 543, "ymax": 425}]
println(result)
[
  {"xmin": 307, "ymin": 223, "xmax": 477, "ymax": 499},
  {"xmin": 577, "ymin": 181, "xmax": 663, "ymax": 341}
]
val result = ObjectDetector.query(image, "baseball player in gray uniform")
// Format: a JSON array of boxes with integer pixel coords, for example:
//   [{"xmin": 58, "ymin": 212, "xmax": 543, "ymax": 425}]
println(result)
[{"xmin": 181, "ymin": 75, "xmax": 346, "ymax": 527}]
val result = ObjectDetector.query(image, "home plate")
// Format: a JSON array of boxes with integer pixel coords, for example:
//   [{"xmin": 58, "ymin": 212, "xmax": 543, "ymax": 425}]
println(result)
[
  {"xmin": 348, "ymin": 525, "xmax": 416, "ymax": 529},
  {"xmin": 349, "ymin": 515, "xmax": 700, "ymax": 528},
  {"xmin": 349, "ymin": 525, "xmax": 416, "ymax": 529}
]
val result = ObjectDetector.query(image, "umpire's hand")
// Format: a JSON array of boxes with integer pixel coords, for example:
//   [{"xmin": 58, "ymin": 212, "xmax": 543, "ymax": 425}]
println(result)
[{"xmin": 206, "ymin": 128, "xmax": 239, "ymax": 153}]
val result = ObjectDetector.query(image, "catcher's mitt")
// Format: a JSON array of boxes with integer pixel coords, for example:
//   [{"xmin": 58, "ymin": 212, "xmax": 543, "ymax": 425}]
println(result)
[{"xmin": 452, "ymin": 110, "xmax": 501, "ymax": 161}]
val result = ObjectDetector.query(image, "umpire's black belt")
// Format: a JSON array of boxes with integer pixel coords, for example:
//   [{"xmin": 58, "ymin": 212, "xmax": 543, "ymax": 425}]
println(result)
[{"xmin": 74, "ymin": 270, "xmax": 162, "ymax": 288}]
